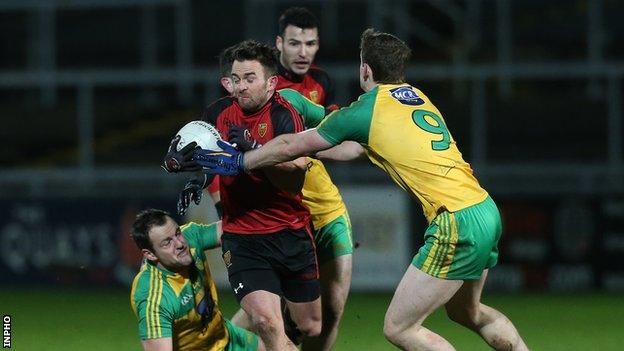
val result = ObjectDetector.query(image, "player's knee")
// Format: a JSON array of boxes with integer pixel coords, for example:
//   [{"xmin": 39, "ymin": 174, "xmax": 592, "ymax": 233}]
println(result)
[
  {"xmin": 251, "ymin": 314, "xmax": 281, "ymax": 337},
  {"xmin": 297, "ymin": 317, "xmax": 322, "ymax": 337},
  {"xmin": 383, "ymin": 314, "xmax": 403, "ymax": 344}
]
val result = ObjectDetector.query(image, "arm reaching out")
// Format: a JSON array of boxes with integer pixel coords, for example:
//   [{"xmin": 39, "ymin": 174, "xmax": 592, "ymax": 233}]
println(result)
[
  {"xmin": 244, "ymin": 129, "xmax": 333, "ymax": 171},
  {"xmin": 193, "ymin": 130, "xmax": 333, "ymax": 175},
  {"xmin": 315, "ymin": 141, "xmax": 366, "ymax": 161},
  {"xmin": 228, "ymin": 123, "xmax": 308, "ymax": 193}
]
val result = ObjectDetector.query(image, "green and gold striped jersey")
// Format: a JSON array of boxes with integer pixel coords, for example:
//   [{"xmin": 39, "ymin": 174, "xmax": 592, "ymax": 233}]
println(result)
[
  {"xmin": 284, "ymin": 84, "xmax": 488, "ymax": 224},
  {"xmin": 130, "ymin": 222, "xmax": 228, "ymax": 351}
]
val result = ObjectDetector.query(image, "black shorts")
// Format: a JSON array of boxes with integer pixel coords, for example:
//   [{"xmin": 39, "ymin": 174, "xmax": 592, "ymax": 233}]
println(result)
[{"xmin": 221, "ymin": 226, "xmax": 320, "ymax": 303}]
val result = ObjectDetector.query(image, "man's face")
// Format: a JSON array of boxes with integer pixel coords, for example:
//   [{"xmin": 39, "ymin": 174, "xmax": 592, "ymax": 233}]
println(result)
[
  {"xmin": 276, "ymin": 25, "xmax": 319, "ymax": 75},
  {"xmin": 232, "ymin": 60, "xmax": 276, "ymax": 113},
  {"xmin": 145, "ymin": 216, "xmax": 192, "ymax": 270}
]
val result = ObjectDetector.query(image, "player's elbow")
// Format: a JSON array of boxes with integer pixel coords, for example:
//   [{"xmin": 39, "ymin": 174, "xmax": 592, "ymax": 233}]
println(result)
[{"xmin": 345, "ymin": 141, "xmax": 366, "ymax": 160}]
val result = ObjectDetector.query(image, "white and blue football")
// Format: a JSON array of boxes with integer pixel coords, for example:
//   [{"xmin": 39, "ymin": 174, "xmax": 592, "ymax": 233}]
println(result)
[{"xmin": 175, "ymin": 120, "xmax": 222, "ymax": 151}]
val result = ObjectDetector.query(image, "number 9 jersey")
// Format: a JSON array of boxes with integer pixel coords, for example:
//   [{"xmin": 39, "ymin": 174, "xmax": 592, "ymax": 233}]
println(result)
[{"xmin": 316, "ymin": 84, "xmax": 488, "ymax": 224}]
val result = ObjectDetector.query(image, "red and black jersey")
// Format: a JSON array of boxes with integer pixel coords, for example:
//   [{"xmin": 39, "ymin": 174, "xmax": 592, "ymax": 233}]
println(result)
[
  {"xmin": 276, "ymin": 64, "xmax": 338, "ymax": 110},
  {"xmin": 201, "ymin": 93, "xmax": 310, "ymax": 235}
]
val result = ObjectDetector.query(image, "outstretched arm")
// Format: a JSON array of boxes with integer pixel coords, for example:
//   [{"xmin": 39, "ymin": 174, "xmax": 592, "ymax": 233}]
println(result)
[
  {"xmin": 227, "ymin": 123, "xmax": 306, "ymax": 194},
  {"xmin": 243, "ymin": 129, "xmax": 334, "ymax": 171},
  {"xmin": 314, "ymin": 141, "xmax": 366, "ymax": 161},
  {"xmin": 278, "ymin": 89, "xmax": 328, "ymax": 128}
]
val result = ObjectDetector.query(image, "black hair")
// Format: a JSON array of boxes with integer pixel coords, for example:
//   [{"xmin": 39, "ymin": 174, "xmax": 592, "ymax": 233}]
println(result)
[
  {"xmin": 278, "ymin": 7, "xmax": 319, "ymax": 36},
  {"xmin": 230, "ymin": 40, "xmax": 279, "ymax": 77},
  {"xmin": 130, "ymin": 209, "xmax": 171, "ymax": 251}
]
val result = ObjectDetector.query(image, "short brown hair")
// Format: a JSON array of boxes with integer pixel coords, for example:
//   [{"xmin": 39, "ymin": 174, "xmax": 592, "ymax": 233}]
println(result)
[
  {"xmin": 231, "ymin": 40, "xmax": 279, "ymax": 78},
  {"xmin": 360, "ymin": 28, "xmax": 411, "ymax": 84},
  {"xmin": 131, "ymin": 209, "xmax": 171, "ymax": 251}
]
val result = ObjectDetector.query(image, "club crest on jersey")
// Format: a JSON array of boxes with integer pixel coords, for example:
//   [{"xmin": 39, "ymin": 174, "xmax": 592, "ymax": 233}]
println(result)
[
  {"xmin": 309, "ymin": 90, "xmax": 319, "ymax": 103},
  {"xmin": 222, "ymin": 250, "xmax": 232, "ymax": 267},
  {"xmin": 390, "ymin": 86, "xmax": 424, "ymax": 106},
  {"xmin": 258, "ymin": 123, "xmax": 267, "ymax": 137}
]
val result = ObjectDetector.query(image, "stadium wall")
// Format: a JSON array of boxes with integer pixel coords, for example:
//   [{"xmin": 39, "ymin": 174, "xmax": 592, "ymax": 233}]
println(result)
[{"xmin": 2, "ymin": 187, "xmax": 622, "ymax": 292}]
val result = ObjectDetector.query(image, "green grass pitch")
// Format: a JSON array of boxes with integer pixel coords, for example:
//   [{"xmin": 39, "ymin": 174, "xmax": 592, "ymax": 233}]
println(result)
[{"xmin": 3, "ymin": 287, "xmax": 622, "ymax": 350}]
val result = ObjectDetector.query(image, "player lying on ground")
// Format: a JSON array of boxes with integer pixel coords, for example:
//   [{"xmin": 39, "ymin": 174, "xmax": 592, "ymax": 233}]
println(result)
[{"xmin": 130, "ymin": 208, "xmax": 264, "ymax": 351}]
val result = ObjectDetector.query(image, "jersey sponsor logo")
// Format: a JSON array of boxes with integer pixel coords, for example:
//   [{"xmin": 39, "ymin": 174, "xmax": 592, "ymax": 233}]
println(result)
[
  {"xmin": 390, "ymin": 86, "xmax": 425, "ymax": 106},
  {"xmin": 258, "ymin": 123, "xmax": 267, "ymax": 137},
  {"xmin": 309, "ymin": 90, "xmax": 319, "ymax": 103},
  {"xmin": 233, "ymin": 282, "xmax": 244, "ymax": 294},
  {"xmin": 181, "ymin": 293, "xmax": 193, "ymax": 305},
  {"xmin": 222, "ymin": 250, "xmax": 232, "ymax": 267}
]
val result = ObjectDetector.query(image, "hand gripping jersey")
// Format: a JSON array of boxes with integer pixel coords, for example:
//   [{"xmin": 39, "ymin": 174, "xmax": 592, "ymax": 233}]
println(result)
[
  {"xmin": 202, "ymin": 94, "xmax": 310, "ymax": 234},
  {"xmin": 289, "ymin": 84, "xmax": 489, "ymax": 224},
  {"xmin": 130, "ymin": 222, "xmax": 227, "ymax": 350},
  {"xmin": 276, "ymin": 66, "xmax": 347, "ymax": 230}
]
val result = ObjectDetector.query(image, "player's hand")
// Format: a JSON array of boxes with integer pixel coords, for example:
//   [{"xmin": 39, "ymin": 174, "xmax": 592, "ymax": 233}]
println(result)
[
  {"xmin": 228, "ymin": 125, "xmax": 260, "ymax": 151},
  {"xmin": 162, "ymin": 135, "xmax": 201, "ymax": 173},
  {"xmin": 177, "ymin": 174, "xmax": 213, "ymax": 215},
  {"xmin": 193, "ymin": 140, "xmax": 245, "ymax": 176}
]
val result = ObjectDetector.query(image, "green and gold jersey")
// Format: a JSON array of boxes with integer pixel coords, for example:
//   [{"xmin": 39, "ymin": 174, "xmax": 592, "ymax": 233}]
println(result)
[
  {"xmin": 279, "ymin": 89, "xmax": 347, "ymax": 229},
  {"xmin": 130, "ymin": 222, "xmax": 229, "ymax": 351},
  {"xmin": 302, "ymin": 158, "xmax": 347, "ymax": 229},
  {"xmin": 291, "ymin": 84, "xmax": 488, "ymax": 224}
]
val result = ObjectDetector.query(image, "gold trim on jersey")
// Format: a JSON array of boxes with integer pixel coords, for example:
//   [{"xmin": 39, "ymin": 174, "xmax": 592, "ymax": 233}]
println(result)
[
  {"xmin": 146, "ymin": 267, "xmax": 164, "ymax": 338},
  {"xmin": 302, "ymin": 158, "xmax": 347, "ymax": 229}
]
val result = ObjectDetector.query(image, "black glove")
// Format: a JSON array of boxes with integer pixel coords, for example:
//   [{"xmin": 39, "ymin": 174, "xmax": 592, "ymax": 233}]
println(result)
[
  {"xmin": 162, "ymin": 135, "xmax": 201, "ymax": 173},
  {"xmin": 177, "ymin": 174, "xmax": 213, "ymax": 215},
  {"xmin": 228, "ymin": 125, "xmax": 260, "ymax": 151}
]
